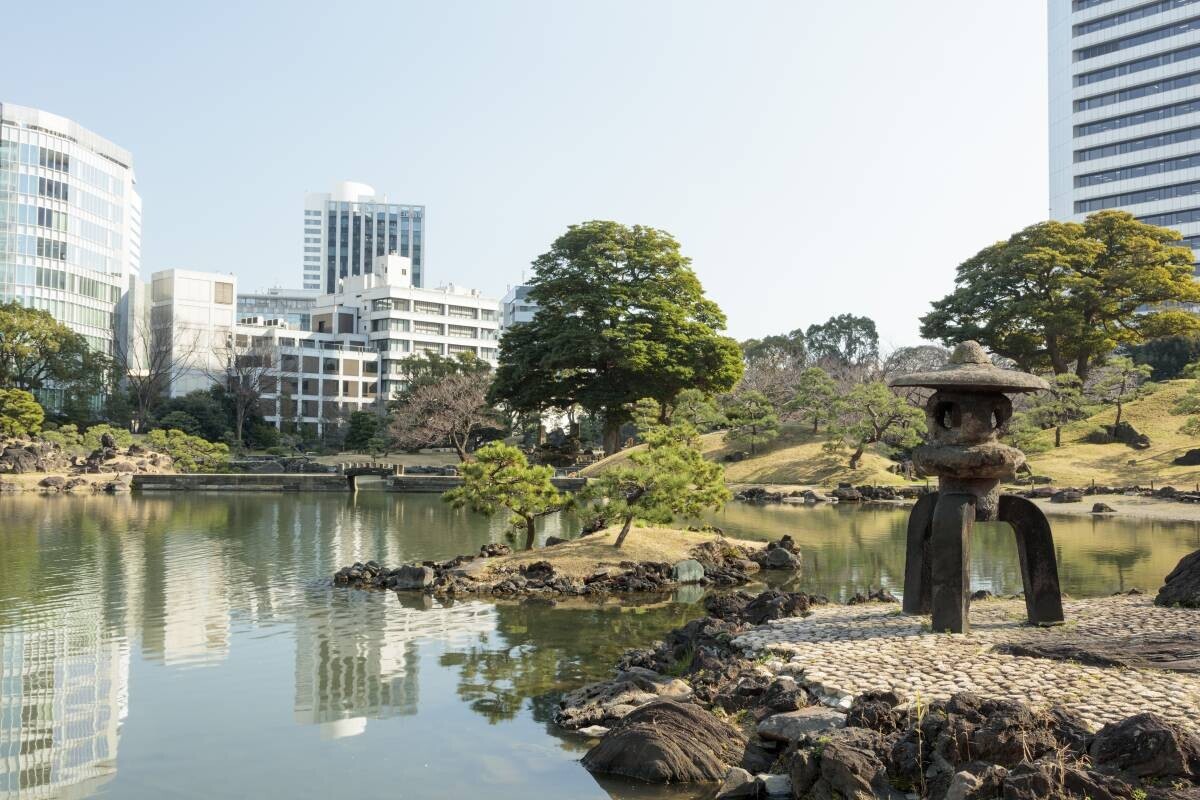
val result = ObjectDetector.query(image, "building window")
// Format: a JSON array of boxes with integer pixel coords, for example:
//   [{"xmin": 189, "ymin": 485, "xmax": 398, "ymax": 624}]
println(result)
[
  {"xmin": 448, "ymin": 304, "xmax": 478, "ymax": 319},
  {"xmin": 1076, "ymin": 152, "xmax": 1200, "ymax": 187},
  {"xmin": 1074, "ymin": 97, "xmax": 1200, "ymax": 138},
  {"xmin": 1075, "ymin": 41, "xmax": 1200, "ymax": 86},
  {"xmin": 448, "ymin": 324, "xmax": 476, "ymax": 338},
  {"xmin": 413, "ymin": 300, "xmax": 444, "ymax": 315},
  {"xmin": 214, "ymin": 282, "xmax": 234, "ymax": 305},
  {"xmin": 1074, "ymin": 124, "xmax": 1200, "ymax": 162},
  {"xmin": 413, "ymin": 321, "xmax": 444, "ymax": 336},
  {"xmin": 1074, "ymin": 15, "xmax": 1200, "ymax": 62}
]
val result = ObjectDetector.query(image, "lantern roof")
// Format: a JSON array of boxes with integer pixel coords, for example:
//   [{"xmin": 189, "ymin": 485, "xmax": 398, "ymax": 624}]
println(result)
[{"xmin": 888, "ymin": 341, "xmax": 1050, "ymax": 393}]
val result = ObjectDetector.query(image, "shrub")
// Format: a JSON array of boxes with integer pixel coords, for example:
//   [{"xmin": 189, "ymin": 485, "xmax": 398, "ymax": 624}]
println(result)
[
  {"xmin": 0, "ymin": 389, "xmax": 45, "ymax": 438},
  {"xmin": 1082, "ymin": 427, "xmax": 1115, "ymax": 445},
  {"xmin": 82, "ymin": 424, "xmax": 132, "ymax": 451},
  {"xmin": 1180, "ymin": 417, "xmax": 1200, "ymax": 437},
  {"xmin": 41, "ymin": 422, "xmax": 82, "ymax": 449},
  {"xmin": 154, "ymin": 411, "xmax": 202, "ymax": 436},
  {"xmin": 146, "ymin": 428, "xmax": 230, "ymax": 473}
]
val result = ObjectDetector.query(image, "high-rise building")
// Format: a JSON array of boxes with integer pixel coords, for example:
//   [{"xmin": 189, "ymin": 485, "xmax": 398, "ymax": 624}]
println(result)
[
  {"xmin": 1049, "ymin": 1, "xmax": 1200, "ymax": 268},
  {"xmin": 148, "ymin": 268, "xmax": 238, "ymax": 397},
  {"xmin": 302, "ymin": 181, "xmax": 424, "ymax": 293},
  {"xmin": 0, "ymin": 102, "xmax": 143, "ymax": 371},
  {"xmin": 501, "ymin": 284, "xmax": 538, "ymax": 329}
]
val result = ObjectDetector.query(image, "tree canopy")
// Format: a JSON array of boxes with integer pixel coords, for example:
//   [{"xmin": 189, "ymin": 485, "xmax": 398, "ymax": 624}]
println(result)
[
  {"xmin": 489, "ymin": 221, "xmax": 743, "ymax": 453},
  {"xmin": 0, "ymin": 389, "xmax": 45, "ymax": 438},
  {"xmin": 805, "ymin": 314, "xmax": 879, "ymax": 369},
  {"xmin": 920, "ymin": 211, "xmax": 1200, "ymax": 380},
  {"xmin": 722, "ymin": 390, "xmax": 780, "ymax": 455},
  {"xmin": 391, "ymin": 371, "xmax": 497, "ymax": 461},
  {"xmin": 826, "ymin": 381, "xmax": 925, "ymax": 469},
  {"xmin": 0, "ymin": 302, "xmax": 107, "ymax": 399}
]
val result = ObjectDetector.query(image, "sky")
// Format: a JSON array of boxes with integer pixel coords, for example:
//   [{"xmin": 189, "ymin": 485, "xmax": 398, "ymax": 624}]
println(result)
[{"xmin": 3, "ymin": 0, "xmax": 1049, "ymax": 349}]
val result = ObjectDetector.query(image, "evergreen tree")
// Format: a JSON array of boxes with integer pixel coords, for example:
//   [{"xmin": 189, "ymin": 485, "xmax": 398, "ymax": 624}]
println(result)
[
  {"xmin": 444, "ymin": 442, "xmax": 565, "ymax": 550},
  {"xmin": 722, "ymin": 390, "xmax": 780, "ymax": 455}
]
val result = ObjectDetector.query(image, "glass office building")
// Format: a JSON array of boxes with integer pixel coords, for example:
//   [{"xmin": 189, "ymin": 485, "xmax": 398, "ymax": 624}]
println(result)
[
  {"xmin": 237, "ymin": 286, "xmax": 318, "ymax": 331},
  {"xmin": 1050, "ymin": 0, "xmax": 1200, "ymax": 270},
  {"xmin": 0, "ymin": 103, "xmax": 142, "ymax": 359},
  {"xmin": 302, "ymin": 181, "xmax": 424, "ymax": 293}
]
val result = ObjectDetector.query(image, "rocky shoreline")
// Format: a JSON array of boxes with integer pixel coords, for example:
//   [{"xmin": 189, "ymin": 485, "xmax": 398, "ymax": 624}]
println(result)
[
  {"xmin": 332, "ymin": 535, "xmax": 806, "ymax": 599},
  {"xmin": 557, "ymin": 585, "xmax": 1200, "ymax": 799},
  {"xmin": 0, "ymin": 434, "xmax": 175, "ymax": 494}
]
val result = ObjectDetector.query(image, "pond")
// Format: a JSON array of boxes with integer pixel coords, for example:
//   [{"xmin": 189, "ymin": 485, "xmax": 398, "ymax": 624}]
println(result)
[{"xmin": 1, "ymin": 493, "xmax": 1197, "ymax": 800}]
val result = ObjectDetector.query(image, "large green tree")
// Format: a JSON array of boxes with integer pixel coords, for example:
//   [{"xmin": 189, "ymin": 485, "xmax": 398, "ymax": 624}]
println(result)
[
  {"xmin": 0, "ymin": 389, "xmax": 45, "ymax": 437},
  {"xmin": 489, "ymin": 221, "xmax": 743, "ymax": 454},
  {"xmin": 787, "ymin": 366, "xmax": 838, "ymax": 433},
  {"xmin": 0, "ymin": 302, "xmax": 107, "ymax": 398},
  {"xmin": 826, "ymin": 382, "xmax": 925, "ymax": 469},
  {"xmin": 722, "ymin": 390, "xmax": 780, "ymax": 455},
  {"xmin": 920, "ymin": 211, "xmax": 1200, "ymax": 380},
  {"xmin": 805, "ymin": 314, "xmax": 879, "ymax": 368}
]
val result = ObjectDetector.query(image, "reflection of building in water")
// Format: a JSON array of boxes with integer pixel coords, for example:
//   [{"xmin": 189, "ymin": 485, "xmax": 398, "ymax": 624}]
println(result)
[
  {"xmin": 293, "ymin": 593, "xmax": 495, "ymax": 738},
  {"xmin": 0, "ymin": 596, "xmax": 129, "ymax": 800},
  {"xmin": 141, "ymin": 535, "xmax": 232, "ymax": 667}
]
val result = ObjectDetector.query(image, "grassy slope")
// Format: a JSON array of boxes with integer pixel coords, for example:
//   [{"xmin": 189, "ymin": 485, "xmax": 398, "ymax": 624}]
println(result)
[
  {"xmin": 1022, "ymin": 379, "xmax": 1200, "ymax": 487},
  {"xmin": 580, "ymin": 423, "xmax": 912, "ymax": 488}
]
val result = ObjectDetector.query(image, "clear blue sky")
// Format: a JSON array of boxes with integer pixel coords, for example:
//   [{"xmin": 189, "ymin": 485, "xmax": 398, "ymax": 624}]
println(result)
[{"xmin": 5, "ymin": 0, "xmax": 1048, "ymax": 347}]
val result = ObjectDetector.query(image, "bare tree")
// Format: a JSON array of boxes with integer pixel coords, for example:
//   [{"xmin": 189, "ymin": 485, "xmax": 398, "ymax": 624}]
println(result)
[
  {"xmin": 209, "ymin": 335, "xmax": 276, "ymax": 445},
  {"xmin": 114, "ymin": 318, "xmax": 200, "ymax": 432},
  {"xmin": 390, "ymin": 372, "xmax": 497, "ymax": 461}
]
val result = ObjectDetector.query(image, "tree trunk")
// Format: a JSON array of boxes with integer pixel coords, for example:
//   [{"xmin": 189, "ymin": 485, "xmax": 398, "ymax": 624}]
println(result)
[
  {"xmin": 1055, "ymin": 425, "xmax": 1062, "ymax": 448},
  {"xmin": 602, "ymin": 417, "xmax": 622, "ymax": 456},
  {"xmin": 1115, "ymin": 400, "xmax": 1123, "ymax": 426},
  {"xmin": 812, "ymin": 418, "xmax": 819, "ymax": 434},
  {"xmin": 1075, "ymin": 352, "xmax": 1092, "ymax": 382},
  {"xmin": 452, "ymin": 434, "xmax": 469, "ymax": 462},
  {"xmin": 849, "ymin": 443, "xmax": 865, "ymax": 469},
  {"xmin": 235, "ymin": 404, "xmax": 246, "ymax": 445},
  {"xmin": 523, "ymin": 517, "xmax": 536, "ymax": 551},
  {"xmin": 614, "ymin": 514, "xmax": 635, "ymax": 549}
]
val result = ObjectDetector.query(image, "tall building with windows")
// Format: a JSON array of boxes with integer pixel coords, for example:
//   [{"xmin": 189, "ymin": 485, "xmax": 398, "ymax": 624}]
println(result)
[
  {"xmin": 0, "ymin": 102, "xmax": 143, "ymax": 366},
  {"xmin": 302, "ymin": 181, "xmax": 424, "ymax": 293},
  {"xmin": 1049, "ymin": 0, "xmax": 1200, "ymax": 268},
  {"xmin": 501, "ymin": 284, "xmax": 538, "ymax": 329},
  {"xmin": 236, "ymin": 286, "xmax": 318, "ymax": 331}
]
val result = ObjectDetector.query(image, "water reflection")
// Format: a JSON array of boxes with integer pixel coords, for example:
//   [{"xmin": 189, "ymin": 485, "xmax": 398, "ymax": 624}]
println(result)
[{"xmin": 0, "ymin": 494, "xmax": 1198, "ymax": 799}]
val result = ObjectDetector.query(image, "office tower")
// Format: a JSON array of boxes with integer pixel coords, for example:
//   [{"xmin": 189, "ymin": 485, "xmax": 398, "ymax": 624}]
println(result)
[{"xmin": 302, "ymin": 181, "xmax": 424, "ymax": 293}]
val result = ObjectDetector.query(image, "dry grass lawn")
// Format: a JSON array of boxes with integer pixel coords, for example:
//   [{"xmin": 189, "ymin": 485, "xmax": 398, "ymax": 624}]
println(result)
[
  {"xmin": 478, "ymin": 526, "xmax": 761, "ymax": 579},
  {"xmin": 1022, "ymin": 380, "xmax": 1200, "ymax": 487},
  {"xmin": 581, "ymin": 424, "xmax": 915, "ymax": 488}
]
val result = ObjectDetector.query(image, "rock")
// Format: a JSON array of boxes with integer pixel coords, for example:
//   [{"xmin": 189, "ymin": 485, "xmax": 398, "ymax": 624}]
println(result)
[
  {"xmin": 544, "ymin": 536, "xmax": 568, "ymax": 547},
  {"xmin": 581, "ymin": 700, "xmax": 747, "ymax": 783},
  {"xmin": 831, "ymin": 484, "xmax": 863, "ymax": 502},
  {"xmin": 522, "ymin": 560, "xmax": 556, "ymax": 583},
  {"xmin": 715, "ymin": 767, "xmax": 758, "ymax": 798},
  {"xmin": 1174, "ymin": 448, "xmax": 1200, "ymax": 466},
  {"xmin": 1051, "ymin": 490, "xmax": 1083, "ymax": 503},
  {"xmin": 478, "ymin": 543, "xmax": 511, "ymax": 557},
  {"xmin": 1089, "ymin": 713, "xmax": 1200, "ymax": 780},
  {"xmin": 1107, "ymin": 421, "xmax": 1151, "ymax": 450},
  {"xmin": 577, "ymin": 725, "xmax": 609, "ymax": 738},
  {"xmin": 389, "ymin": 565, "xmax": 435, "ymax": 590},
  {"xmin": 744, "ymin": 590, "xmax": 814, "ymax": 624},
  {"xmin": 672, "ymin": 559, "xmax": 705, "ymax": 584},
  {"xmin": 997, "ymin": 636, "xmax": 1200, "ymax": 673},
  {"xmin": 756, "ymin": 547, "xmax": 802, "ymax": 570},
  {"xmin": 944, "ymin": 769, "xmax": 982, "ymax": 800},
  {"xmin": 1002, "ymin": 761, "xmax": 1129, "ymax": 800},
  {"xmin": 555, "ymin": 670, "xmax": 691, "ymax": 729},
  {"xmin": 756, "ymin": 772, "xmax": 790, "ymax": 797},
  {"xmin": 813, "ymin": 728, "xmax": 900, "ymax": 800},
  {"xmin": 802, "ymin": 489, "xmax": 828, "ymax": 503},
  {"xmin": 38, "ymin": 475, "xmax": 65, "ymax": 489},
  {"xmin": 756, "ymin": 707, "xmax": 846, "ymax": 743},
  {"xmin": 1157, "ymin": 550, "xmax": 1200, "ymax": 609},
  {"xmin": 1092, "ymin": 502, "xmax": 1117, "ymax": 513},
  {"xmin": 971, "ymin": 589, "xmax": 994, "ymax": 601}
]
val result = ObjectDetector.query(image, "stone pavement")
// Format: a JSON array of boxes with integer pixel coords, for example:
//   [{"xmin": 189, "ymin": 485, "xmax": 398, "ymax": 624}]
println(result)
[{"xmin": 732, "ymin": 595, "xmax": 1200, "ymax": 733}]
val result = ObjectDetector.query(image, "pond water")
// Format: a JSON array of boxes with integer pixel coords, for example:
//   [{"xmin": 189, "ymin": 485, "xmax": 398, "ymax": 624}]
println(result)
[{"xmin": 2, "ymin": 492, "xmax": 1198, "ymax": 800}]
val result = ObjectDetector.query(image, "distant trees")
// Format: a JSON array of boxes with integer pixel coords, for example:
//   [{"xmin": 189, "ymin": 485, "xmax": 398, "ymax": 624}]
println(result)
[
  {"xmin": 722, "ymin": 390, "xmax": 780, "ymax": 455},
  {"xmin": 920, "ymin": 211, "xmax": 1200, "ymax": 380},
  {"xmin": 391, "ymin": 372, "xmax": 497, "ymax": 461},
  {"xmin": 343, "ymin": 411, "xmax": 381, "ymax": 452},
  {"xmin": 210, "ymin": 336, "xmax": 276, "ymax": 445},
  {"xmin": 490, "ymin": 221, "xmax": 743, "ymax": 454},
  {"xmin": 587, "ymin": 416, "xmax": 729, "ymax": 548},
  {"xmin": 805, "ymin": 314, "xmax": 880, "ymax": 370},
  {"xmin": 1086, "ymin": 356, "xmax": 1153, "ymax": 426},
  {"xmin": 787, "ymin": 367, "xmax": 839, "ymax": 433},
  {"xmin": 113, "ymin": 318, "xmax": 197, "ymax": 432},
  {"xmin": 1129, "ymin": 334, "xmax": 1200, "ymax": 381},
  {"xmin": 0, "ymin": 389, "xmax": 44, "ymax": 437},
  {"xmin": 444, "ymin": 442, "xmax": 564, "ymax": 550},
  {"xmin": 826, "ymin": 382, "xmax": 925, "ymax": 469},
  {"xmin": 1028, "ymin": 374, "xmax": 1084, "ymax": 448}
]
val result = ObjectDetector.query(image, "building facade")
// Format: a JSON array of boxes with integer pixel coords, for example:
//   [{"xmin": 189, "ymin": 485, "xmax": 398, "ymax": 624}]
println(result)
[
  {"xmin": 148, "ymin": 269, "xmax": 238, "ymax": 397},
  {"xmin": 1049, "ymin": 0, "xmax": 1200, "ymax": 267},
  {"xmin": 302, "ymin": 181, "xmax": 425, "ymax": 294},
  {"xmin": 0, "ymin": 102, "xmax": 142, "ymax": 367},
  {"xmin": 501, "ymin": 284, "xmax": 538, "ymax": 328},
  {"xmin": 236, "ymin": 286, "xmax": 317, "ymax": 331}
]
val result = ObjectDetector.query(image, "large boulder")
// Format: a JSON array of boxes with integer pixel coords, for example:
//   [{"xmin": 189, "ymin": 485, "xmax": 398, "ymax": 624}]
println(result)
[
  {"xmin": 388, "ymin": 565, "xmax": 435, "ymax": 591},
  {"xmin": 555, "ymin": 668, "xmax": 692, "ymax": 730},
  {"xmin": 671, "ymin": 559, "xmax": 705, "ymax": 584},
  {"xmin": 1089, "ymin": 713, "xmax": 1200, "ymax": 780},
  {"xmin": 756, "ymin": 707, "xmax": 846, "ymax": 743},
  {"xmin": 1157, "ymin": 550, "xmax": 1200, "ymax": 609},
  {"xmin": 581, "ymin": 700, "xmax": 747, "ymax": 783},
  {"xmin": 1174, "ymin": 449, "xmax": 1200, "ymax": 467},
  {"xmin": 38, "ymin": 475, "xmax": 66, "ymax": 489}
]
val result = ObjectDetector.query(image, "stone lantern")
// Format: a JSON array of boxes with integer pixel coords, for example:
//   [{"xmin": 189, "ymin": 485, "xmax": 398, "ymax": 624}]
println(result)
[{"xmin": 889, "ymin": 341, "xmax": 1064, "ymax": 634}]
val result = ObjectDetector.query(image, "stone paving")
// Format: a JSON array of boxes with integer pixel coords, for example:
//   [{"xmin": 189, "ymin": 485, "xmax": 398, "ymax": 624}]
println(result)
[{"xmin": 732, "ymin": 595, "xmax": 1200, "ymax": 733}]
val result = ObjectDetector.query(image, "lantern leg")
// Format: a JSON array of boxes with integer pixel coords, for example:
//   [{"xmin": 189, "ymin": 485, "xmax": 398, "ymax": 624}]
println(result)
[
  {"xmin": 930, "ymin": 492, "xmax": 975, "ymax": 634},
  {"xmin": 902, "ymin": 492, "xmax": 937, "ymax": 615},
  {"xmin": 998, "ymin": 495, "xmax": 1065, "ymax": 626}
]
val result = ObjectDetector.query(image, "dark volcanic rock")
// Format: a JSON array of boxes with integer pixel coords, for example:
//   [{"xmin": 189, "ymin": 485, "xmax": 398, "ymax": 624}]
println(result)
[
  {"xmin": 1158, "ymin": 550, "xmax": 1200, "ymax": 609},
  {"xmin": 580, "ymin": 700, "xmax": 747, "ymax": 783},
  {"xmin": 997, "ymin": 637, "xmax": 1200, "ymax": 673},
  {"xmin": 1089, "ymin": 713, "xmax": 1200, "ymax": 780},
  {"xmin": 1175, "ymin": 449, "xmax": 1200, "ymax": 467},
  {"xmin": 478, "ymin": 542, "xmax": 511, "ymax": 557}
]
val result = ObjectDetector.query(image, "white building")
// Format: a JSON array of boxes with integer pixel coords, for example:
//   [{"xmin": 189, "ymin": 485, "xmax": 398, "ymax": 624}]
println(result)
[
  {"xmin": 0, "ymin": 102, "xmax": 143, "ymax": 395},
  {"xmin": 1049, "ymin": 0, "xmax": 1200, "ymax": 267},
  {"xmin": 148, "ymin": 268, "xmax": 238, "ymax": 397},
  {"xmin": 236, "ymin": 286, "xmax": 317, "ymax": 331},
  {"xmin": 302, "ymin": 181, "xmax": 425, "ymax": 293},
  {"xmin": 155, "ymin": 259, "xmax": 500, "ymax": 436},
  {"xmin": 501, "ymin": 284, "xmax": 538, "ymax": 329}
]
